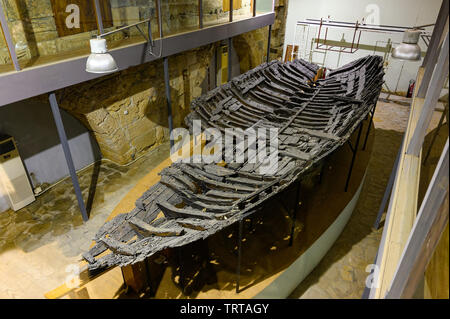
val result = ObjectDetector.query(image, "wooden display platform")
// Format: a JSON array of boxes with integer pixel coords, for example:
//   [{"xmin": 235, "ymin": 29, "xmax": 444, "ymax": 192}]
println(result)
[{"xmin": 46, "ymin": 119, "xmax": 374, "ymax": 299}]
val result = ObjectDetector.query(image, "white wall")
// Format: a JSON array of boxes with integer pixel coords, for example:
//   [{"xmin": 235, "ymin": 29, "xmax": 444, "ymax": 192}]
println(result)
[
  {"xmin": 0, "ymin": 99, "xmax": 101, "ymax": 213},
  {"xmin": 283, "ymin": 0, "xmax": 444, "ymax": 94}
]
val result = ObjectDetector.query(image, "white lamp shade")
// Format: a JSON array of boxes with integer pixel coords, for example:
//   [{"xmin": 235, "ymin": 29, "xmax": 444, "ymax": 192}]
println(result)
[
  {"xmin": 392, "ymin": 43, "xmax": 422, "ymax": 61},
  {"xmin": 86, "ymin": 38, "xmax": 118, "ymax": 73},
  {"xmin": 392, "ymin": 29, "xmax": 422, "ymax": 61}
]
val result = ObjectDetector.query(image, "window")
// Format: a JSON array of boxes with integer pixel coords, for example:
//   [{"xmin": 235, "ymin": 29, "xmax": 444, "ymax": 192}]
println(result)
[{"xmin": 223, "ymin": 0, "xmax": 242, "ymax": 12}]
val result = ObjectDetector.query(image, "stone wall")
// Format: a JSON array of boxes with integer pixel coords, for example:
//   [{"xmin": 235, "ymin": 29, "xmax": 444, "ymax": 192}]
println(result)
[
  {"xmin": 233, "ymin": 0, "xmax": 288, "ymax": 73},
  {"xmin": 4, "ymin": 0, "xmax": 288, "ymax": 165},
  {"xmin": 52, "ymin": 44, "xmax": 215, "ymax": 164}
]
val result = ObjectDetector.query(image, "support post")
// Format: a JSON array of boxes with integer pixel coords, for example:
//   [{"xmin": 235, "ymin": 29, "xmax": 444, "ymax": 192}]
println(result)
[
  {"xmin": 49, "ymin": 93, "xmax": 89, "ymax": 222},
  {"xmin": 253, "ymin": 0, "xmax": 257, "ymax": 17},
  {"xmin": 267, "ymin": 24, "xmax": 272, "ymax": 63},
  {"xmin": 289, "ymin": 181, "xmax": 301, "ymax": 247},
  {"xmin": 163, "ymin": 57, "xmax": 174, "ymax": 148},
  {"xmin": 363, "ymin": 99, "xmax": 378, "ymax": 150},
  {"xmin": 198, "ymin": 0, "xmax": 203, "ymax": 29},
  {"xmin": 417, "ymin": 0, "xmax": 449, "ymax": 97},
  {"xmin": 229, "ymin": 0, "xmax": 233, "ymax": 22},
  {"xmin": 228, "ymin": 37, "xmax": 232, "ymax": 82},
  {"xmin": 0, "ymin": 2, "xmax": 20, "ymax": 71},
  {"xmin": 345, "ymin": 122, "xmax": 363, "ymax": 192},
  {"xmin": 236, "ymin": 218, "xmax": 243, "ymax": 293}
]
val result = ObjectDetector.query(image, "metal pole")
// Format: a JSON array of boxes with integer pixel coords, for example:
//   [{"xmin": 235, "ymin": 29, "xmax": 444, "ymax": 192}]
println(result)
[
  {"xmin": 289, "ymin": 181, "xmax": 301, "ymax": 247},
  {"xmin": 93, "ymin": 0, "xmax": 104, "ymax": 34},
  {"xmin": 0, "ymin": 3, "xmax": 20, "ymax": 71},
  {"xmin": 163, "ymin": 57, "xmax": 174, "ymax": 148},
  {"xmin": 236, "ymin": 218, "xmax": 243, "ymax": 293},
  {"xmin": 198, "ymin": 0, "xmax": 203, "ymax": 29},
  {"xmin": 267, "ymin": 24, "xmax": 272, "ymax": 63},
  {"xmin": 253, "ymin": 0, "xmax": 257, "ymax": 17},
  {"xmin": 48, "ymin": 93, "xmax": 89, "ymax": 222},
  {"xmin": 228, "ymin": 37, "xmax": 232, "ymax": 82},
  {"xmin": 229, "ymin": 0, "xmax": 233, "ymax": 22},
  {"xmin": 418, "ymin": 0, "xmax": 449, "ymax": 95},
  {"xmin": 345, "ymin": 123, "xmax": 363, "ymax": 192},
  {"xmin": 363, "ymin": 98, "xmax": 379, "ymax": 150},
  {"xmin": 422, "ymin": 0, "xmax": 449, "ymax": 70}
]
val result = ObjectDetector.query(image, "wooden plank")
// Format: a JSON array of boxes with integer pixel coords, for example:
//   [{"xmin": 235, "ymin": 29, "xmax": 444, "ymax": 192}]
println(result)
[
  {"xmin": 425, "ymin": 222, "xmax": 449, "ymax": 298},
  {"xmin": 372, "ymin": 67, "xmax": 425, "ymax": 298},
  {"xmin": 386, "ymin": 140, "xmax": 449, "ymax": 298}
]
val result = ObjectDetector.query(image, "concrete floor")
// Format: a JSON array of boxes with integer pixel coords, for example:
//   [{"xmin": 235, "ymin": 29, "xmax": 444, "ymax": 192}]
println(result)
[{"xmin": 0, "ymin": 96, "xmax": 446, "ymax": 299}]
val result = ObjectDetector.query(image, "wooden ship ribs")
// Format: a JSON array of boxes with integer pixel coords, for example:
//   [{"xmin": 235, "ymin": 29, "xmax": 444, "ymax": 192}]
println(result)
[{"xmin": 83, "ymin": 55, "xmax": 384, "ymax": 270}]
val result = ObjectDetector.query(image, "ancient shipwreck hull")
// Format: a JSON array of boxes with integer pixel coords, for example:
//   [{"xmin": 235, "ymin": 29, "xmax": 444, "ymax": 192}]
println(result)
[{"xmin": 83, "ymin": 56, "xmax": 384, "ymax": 270}]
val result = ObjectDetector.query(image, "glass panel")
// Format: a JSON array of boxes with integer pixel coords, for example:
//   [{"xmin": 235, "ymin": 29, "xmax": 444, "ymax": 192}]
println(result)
[
  {"xmin": 161, "ymin": 0, "xmax": 199, "ymax": 37},
  {"xmin": 0, "ymin": 0, "xmax": 158, "ymax": 71},
  {"xmin": 255, "ymin": 0, "xmax": 273, "ymax": 14},
  {"xmin": 107, "ymin": 0, "xmax": 159, "ymax": 49},
  {"xmin": 0, "ymin": 22, "xmax": 15, "ymax": 73},
  {"xmin": 232, "ymin": 0, "xmax": 252, "ymax": 21},
  {"xmin": 203, "ymin": 0, "xmax": 229, "ymax": 28}
]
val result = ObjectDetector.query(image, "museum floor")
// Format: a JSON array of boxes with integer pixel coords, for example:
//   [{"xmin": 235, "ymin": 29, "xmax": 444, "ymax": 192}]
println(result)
[{"xmin": 0, "ymin": 94, "xmax": 447, "ymax": 299}]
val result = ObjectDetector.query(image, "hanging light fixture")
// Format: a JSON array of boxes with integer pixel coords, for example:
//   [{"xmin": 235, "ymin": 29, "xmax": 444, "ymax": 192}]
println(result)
[
  {"xmin": 86, "ymin": 18, "xmax": 152, "ymax": 74},
  {"xmin": 392, "ymin": 29, "xmax": 422, "ymax": 61},
  {"xmin": 86, "ymin": 38, "xmax": 118, "ymax": 73}
]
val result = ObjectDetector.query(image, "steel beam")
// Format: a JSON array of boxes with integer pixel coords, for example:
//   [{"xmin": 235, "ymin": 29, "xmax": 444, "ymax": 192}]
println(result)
[
  {"xmin": 0, "ymin": 13, "xmax": 275, "ymax": 107},
  {"xmin": 229, "ymin": 0, "xmax": 233, "ymax": 22},
  {"xmin": 417, "ymin": 0, "xmax": 449, "ymax": 98},
  {"xmin": 345, "ymin": 123, "xmax": 363, "ymax": 192},
  {"xmin": 163, "ymin": 57, "xmax": 174, "ymax": 148},
  {"xmin": 236, "ymin": 218, "xmax": 243, "ymax": 293},
  {"xmin": 420, "ymin": 0, "xmax": 449, "ymax": 68},
  {"xmin": 406, "ymin": 32, "xmax": 449, "ymax": 156},
  {"xmin": 228, "ymin": 37, "xmax": 232, "ymax": 82},
  {"xmin": 49, "ymin": 93, "xmax": 89, "ymax": 222},
  {"xmin": 0, "ymin": 2, "xmax": 20, "ymax": 71},
  {"xmin": 198, "ymin": 0, "xmax": 203, "ymax": 29},
  {"xmin": 267, "ymin": 24, "xmax": 272, "ymax": 62}
]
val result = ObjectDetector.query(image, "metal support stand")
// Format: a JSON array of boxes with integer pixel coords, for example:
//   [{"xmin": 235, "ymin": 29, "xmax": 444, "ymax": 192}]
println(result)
[
  {"xmin": 345, "ymin": 122, "xmax": 363, "ymax": 192},
  {"xmin": 198, "ymin": 0, "xmax": 203, "ymax": 29},
  {"xmin": 235, "ymin": 218, "xmax": 243, "ymax": 293},
  {"xmin": 267, "ymin": 24, "xmax": 272, "ymax": 63},
  {"xmin": 163, "ymin": 57, "xmax": 174, "ymax": 148},
  {"xmin": 289, "ymin": 181, "xmax": 302, "ymax": 247},
  {"xmin": 228, "ymin": 37, "xmax": 233, "ymax": 82},
  {"xmin": 363, "ymin": 101, "xmax": 378, "ymax": 151},
  {"xmin": 49, "ymin": 93, "xmax": 89, "ymax": 222}
]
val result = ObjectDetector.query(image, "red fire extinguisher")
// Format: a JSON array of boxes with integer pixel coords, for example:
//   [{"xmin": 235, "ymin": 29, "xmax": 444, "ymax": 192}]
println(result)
[{"xmin": 406, "ymin": 79, "xmax": 415, "ymax": 98}]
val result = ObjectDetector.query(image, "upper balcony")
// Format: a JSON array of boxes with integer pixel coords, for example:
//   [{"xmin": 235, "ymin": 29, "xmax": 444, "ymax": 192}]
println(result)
[{"xmin": 0, "ymin": 0, "xmax": 275, "ymax": 107}]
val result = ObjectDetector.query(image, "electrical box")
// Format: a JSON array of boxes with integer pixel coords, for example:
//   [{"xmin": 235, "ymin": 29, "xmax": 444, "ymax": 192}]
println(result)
[{"xmin": 0, "ymin": 134, "xmax": 35, "ymax": 211}]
